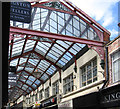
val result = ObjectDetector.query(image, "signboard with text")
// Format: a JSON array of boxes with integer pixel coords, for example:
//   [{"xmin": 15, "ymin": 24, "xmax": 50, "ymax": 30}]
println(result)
[
  {"xmin": 8, "ymin": 72, "xmax": 18, "ymax": 88},
  {"xmin": 10, "ymin": 2, "xmax": 31, "ymax": 23}
]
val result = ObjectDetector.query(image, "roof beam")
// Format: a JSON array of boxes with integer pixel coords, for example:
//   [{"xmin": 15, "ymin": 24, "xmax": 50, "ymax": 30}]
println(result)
[
  {"xmin": 10, "ymin": 26, "xmax": 104, "ymax": 47},
  {"xmin": 9, "ymin": 50, "xmax": 33, "ymax": 61},
  {"xmin": 19, "ymin": 79, "xmax": 34, "ymax": 90},
  {"xmin": 34, "ymin": 51, "xmax": 61, "ymax": 70},
  {"xmin": 16, "ymin": 35, "xmax": 29, "ymax": 71},
  {"xmin": 16, "ymin": 85, "xmax": 28, "ymax": 94},
  {"xmin": 24, "ymin": 70, "xmax": 43, "ymax": 84},
  {"xmin": 9, "ymin": 39, "xmax": 14, "ymax": 64}
]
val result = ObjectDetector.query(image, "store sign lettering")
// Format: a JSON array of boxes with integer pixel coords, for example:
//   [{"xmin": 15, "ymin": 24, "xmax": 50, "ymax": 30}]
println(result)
[
  {"xmin": 58, "ymin": 100, "xmax": 73, "ymax": 108},
  {"xmin": 10, "ymin": 2, "xmax": 31, "ymax": 23},
  {"xmin": 104, "ymin": 92, "xmax": 120, "ymax": 102}
]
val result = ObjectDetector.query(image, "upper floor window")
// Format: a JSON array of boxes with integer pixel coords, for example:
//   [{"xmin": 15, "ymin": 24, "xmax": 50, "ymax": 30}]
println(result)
[
  {"xmin": 81, "ymin": 57, "xmax": 97, "ymax": 87},
  {"xmin": 45, "ymin": 87, "xmax": 49, "ymax": 98},
  {"xmin": 39, "ymin": 90, "xmax": 43, "ymax": 100},
  {"xmin": 63, "ymin": 74, "xmax": 73, "ymax": 94},
  {"xmin": 35, "ymin": 93, "xmax": 37, "ymax": 101},
  {"xmin": 52, "ymin": 80, "xmax": 59, "ymax": 95},
  {"xmin": 112, "ymin": 50, "xmax": 120, "ymax": 83}
]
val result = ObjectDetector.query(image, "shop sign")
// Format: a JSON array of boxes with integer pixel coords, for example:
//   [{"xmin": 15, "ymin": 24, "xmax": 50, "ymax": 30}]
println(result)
[
  {"xmin": 41, "ymin": 97, "xmax": 57, "ymax": 108},
  {"xmin": 58, "ymin": 99, "xmax": 73, "ymax": 108},
  {"xmin": 8, "ymin": 73, "xmax": 18, "ymax": 87},
  {"xmin": 103, "ymin": 91, "xmax": 120, "ymax": 103},
  {"xmin": 10, "ymin": 2, "xmax": 31, "ymax": 23}
]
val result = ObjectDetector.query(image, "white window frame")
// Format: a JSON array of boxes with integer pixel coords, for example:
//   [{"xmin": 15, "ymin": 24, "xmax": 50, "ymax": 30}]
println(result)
[
  {"xmin": 52, "ymin": 80, "xmax": 59, "ymax": 95},
  {"xmin": 111, "ymin": 49, "xmax": 120, "ymax": 83},
  {"xmin": 63, "ymin": 74, "xmax": 73, "ymax": 94},
  {"xmin": 45, "ymin": 87, "xmax": 49, "ymax": 98},
  {"xmin": 80, "ymin": 57, "xmax": 97, "ymax": 87},
  {"xmin": 39, "ymin": 90, "xmax": 43, "ymax": 100}
]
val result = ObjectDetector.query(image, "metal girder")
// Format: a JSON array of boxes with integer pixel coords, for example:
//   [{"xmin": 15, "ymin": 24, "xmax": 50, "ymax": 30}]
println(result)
[
  {"xmin": 32, "ymin": 3, "xmax": 76, "ymax": 16},
  {"xmin": 10, "ymin": 26, "xmax": 104, "ymax": 47},
  {"xmin": 9, "ymin": 50, "xmax": 33, "ymax": 62},
  {"xmin": 34, "ymin": 51, "xmax": 61, "ymax": 70},
  {"xmin": 16, "ymin": 35, "xmax": 28, "ymax": 71},
  {"xmin": 9, "ymin": 39, "xmax": 14, "ymax": 64},
  {"xmin": 16, "ymin": 85, "xmax": 28, "ymax": 94},
  {"xmin": 55, "ymin": 42, "xmax": 75, "ymax": 64},
  {"xmin": 19, "ymin": 79, "xmax": 35, "ymax": 90},
  {"xmin": 24, "ymin": 70, "xmax": 44, "ymax": 84}
]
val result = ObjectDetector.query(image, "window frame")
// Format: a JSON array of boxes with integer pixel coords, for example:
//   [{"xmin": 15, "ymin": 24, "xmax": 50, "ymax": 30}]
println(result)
[
  {"xmin": 45, "ymin": 87, "xmax": 49, "ymax": 98},
  {"xmin": 63, "ymin": 73, "xmax": 73, "ymax": 94},
  {"xmin": 111, "ymin": 49, "xmax": 120, "ymax": 83},
  {"xmin": 80, "ymin": 57, "xmax": 97, "ymax": 87},
  {"xmin": 39, "ymin": 89, "xmax": 43, "ymax": 100},
  {"xmin": 52, "ymin": 80, "xmax": 59, "ymax": 95}
]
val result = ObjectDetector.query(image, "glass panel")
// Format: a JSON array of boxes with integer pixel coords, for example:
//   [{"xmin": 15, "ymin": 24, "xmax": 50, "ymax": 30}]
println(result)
[
  {"xmin": 32, "ymin": 84, "xmax": 37, "ymax": 88},
  {"xmin": 10, "ymin": 59, "xmax": 19, "ymax": 66},
  {"xmin": 24, "ymin": 40, "xmax": 36, "ymax": 51},
  {"xmin": 28, "ymin": 76, "xmax": 36, "ymax": 82},
  {"xmin": 34, "ymin": 80, "xmax": 40, "ymax": 85},
  {"xmin": 26, "ymin": 80, "xmax": 33, "ymax": 85}
]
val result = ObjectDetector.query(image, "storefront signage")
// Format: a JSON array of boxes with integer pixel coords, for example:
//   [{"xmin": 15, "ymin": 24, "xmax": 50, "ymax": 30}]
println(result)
[
  {"xmin": 58, "ymin": 99, "xmax": 73, "ymax": 108},
  {"xmin": 10, "ymin": 2, "xmax": 31, "ymax": 23},
  {"xmin": 40, "ymin": 97, "xmax": 57, "ymax": 108},
  {"xmin": 100, "ymin": 84, "xmax": 120, "ymax": 108},
  {"xmin": 8, "ymin": 73, "xmax": 18, "ymax": 87},
  {"xmin": 103, "ymin": 92, "xmax": 120, "ymax": 102}
]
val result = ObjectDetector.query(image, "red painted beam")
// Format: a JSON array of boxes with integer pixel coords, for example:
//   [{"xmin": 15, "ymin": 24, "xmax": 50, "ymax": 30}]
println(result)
[
  {"xmin": 10, "ymin": 26, "xmax": 104, "ymax": 47},
  {"xmin": 32, "ymin": 3, "xmax": 76, "ymax": 16},
  {"xmin": 9, "ymin": 50, "xmax": 33, "ymax": 61}
]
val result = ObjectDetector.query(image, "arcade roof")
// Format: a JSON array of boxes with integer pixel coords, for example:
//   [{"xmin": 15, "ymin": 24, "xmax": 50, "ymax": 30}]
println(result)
[{"xmin": 8, "ymin": 0, "xmax": 110, "ymax": 102}]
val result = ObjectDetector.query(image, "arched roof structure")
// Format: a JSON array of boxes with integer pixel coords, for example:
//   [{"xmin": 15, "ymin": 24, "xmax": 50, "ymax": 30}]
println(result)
[{"xmin": 8, "ymin": 0, "xmax": 110, "ymax": 103}]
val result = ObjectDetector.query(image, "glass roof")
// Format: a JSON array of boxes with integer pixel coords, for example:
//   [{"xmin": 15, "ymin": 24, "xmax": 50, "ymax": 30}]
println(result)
[{"xmin": 8, "ymin": 0, "xmax": 105, "ymax": 102}]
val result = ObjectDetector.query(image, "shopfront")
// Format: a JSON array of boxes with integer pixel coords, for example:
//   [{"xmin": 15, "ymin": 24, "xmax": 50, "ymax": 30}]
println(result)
[
  {"xmin": 40, "ymin": 97, "xmax": 58, "ymax": 109},
  {"xmin": 73, "ymin": 92, "xmax": 100, "ymax": 109},
  {"xmin": 100, "ymin": 84, "xmax": 120, "ymax": 109}
]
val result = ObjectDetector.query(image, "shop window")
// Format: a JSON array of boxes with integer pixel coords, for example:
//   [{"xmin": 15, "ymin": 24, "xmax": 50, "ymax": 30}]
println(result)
[
  {"xmin": 80, "ymin": 57, "xmax": 97, "ymax": 87},
  {"xmin": 63, "ymin": 74, "xmax": 73, "ymax": 94},
  {"xmin": 52, "ymin": 80, "xmax": 59, "ymax": 95},
  {"xmin": 112, "ymin": 50, "xmax": 120, "ymax": 83},
  {"xmin": 45, "ymin": 87, "xmax": 49, "ymax": 98}
]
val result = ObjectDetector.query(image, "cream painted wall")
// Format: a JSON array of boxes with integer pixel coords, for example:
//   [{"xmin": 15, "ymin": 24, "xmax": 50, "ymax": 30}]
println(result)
[{"xmin": 25, "ymin": 49, "xmax": 105, "ymax": 105}]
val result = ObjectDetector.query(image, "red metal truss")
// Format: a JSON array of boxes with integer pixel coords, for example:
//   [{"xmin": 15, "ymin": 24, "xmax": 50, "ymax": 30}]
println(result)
[
  {"xmin": 31, "ymin": 0, "xmax": 110, "ymax": 42},
  {"xmin": 10, "ymin": 26, "xmax": 104, "ymax": 47},
  {"xmin": 10, "ymin": 26, "xmax": 105, "ymax": 59}
]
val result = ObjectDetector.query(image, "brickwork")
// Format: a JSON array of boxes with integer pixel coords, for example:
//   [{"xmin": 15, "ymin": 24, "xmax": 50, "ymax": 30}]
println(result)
[{"xmin": 108, "ymin": 36, "xmax": 120, "ymax": 86}]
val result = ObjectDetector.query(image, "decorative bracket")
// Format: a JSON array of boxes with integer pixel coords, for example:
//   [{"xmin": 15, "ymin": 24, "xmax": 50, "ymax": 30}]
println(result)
[
  {"xmin": 88, "ymin": 45, "xmax": 104, "ymax": 60},
  {"xmin": 59, "ymin": 69, "xmax": 61, "ymax": 83}
]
